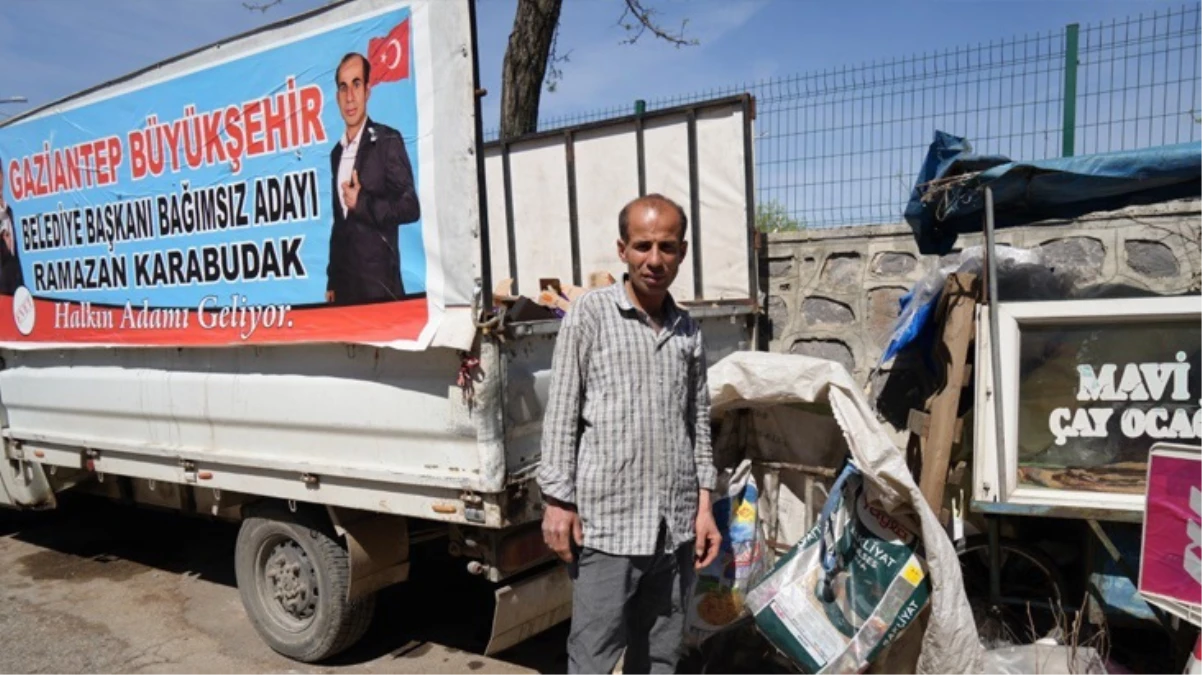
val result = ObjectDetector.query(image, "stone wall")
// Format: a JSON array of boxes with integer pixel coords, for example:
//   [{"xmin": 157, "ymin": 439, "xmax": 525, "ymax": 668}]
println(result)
[{"xmin": 761, "ymin": 198, "xmax": 1202, "ymax": 385}]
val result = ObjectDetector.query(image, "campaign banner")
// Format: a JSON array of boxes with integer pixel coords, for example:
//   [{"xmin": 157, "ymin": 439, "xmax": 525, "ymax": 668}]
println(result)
[{"xmin": 0, "ymin": 1, "xmax": 470, "ymax": 348}]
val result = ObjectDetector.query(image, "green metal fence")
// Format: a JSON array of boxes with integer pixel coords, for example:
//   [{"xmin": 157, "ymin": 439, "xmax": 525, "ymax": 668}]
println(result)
[{"xmin": 487, "ymin": 5, "xmax": 1200, "ymax": 228}]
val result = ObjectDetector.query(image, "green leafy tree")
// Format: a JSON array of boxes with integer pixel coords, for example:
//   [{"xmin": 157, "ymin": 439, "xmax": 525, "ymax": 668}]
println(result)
[{"xmin": 755, "ymin": 200, "xmax": 805, "ymax": 233}]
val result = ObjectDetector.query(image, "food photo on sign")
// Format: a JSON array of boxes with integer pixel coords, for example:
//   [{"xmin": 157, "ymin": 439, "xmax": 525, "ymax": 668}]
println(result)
[{"xmin": 0, "ymin": 6, "xmax": 444, "ymax": 348}]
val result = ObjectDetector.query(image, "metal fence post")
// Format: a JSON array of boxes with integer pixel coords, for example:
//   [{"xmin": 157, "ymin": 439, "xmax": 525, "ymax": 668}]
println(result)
[{"xmin": 1062, "ymin": 23, "xmax": 1080, "ymax": 157}]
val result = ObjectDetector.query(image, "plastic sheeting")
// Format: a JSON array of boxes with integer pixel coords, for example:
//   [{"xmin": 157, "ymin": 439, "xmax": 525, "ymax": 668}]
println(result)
[
  {"xmin": 904, "ymin": 131, "xmax": 1202, "ymax": 254},
  {"xmin": 878, "ymin": 245, "xmax": 1054, "ymax": 367},
  {"xmin": 708, "ymin": 352, "xmax": 984, "ymax": 674},
  {"xmin": 981, "ymin": 643, "xmax": 1110, "ymax": 674}
]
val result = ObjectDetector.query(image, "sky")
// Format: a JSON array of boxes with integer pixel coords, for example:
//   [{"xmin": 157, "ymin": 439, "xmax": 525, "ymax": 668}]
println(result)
[
  {"xmin": 1, "ymin": 0, "xmax": 1194, "ymax": 129},
  {"xmin": 1, "ymin": 0, "xmax": 1196, "ymax": 227}
]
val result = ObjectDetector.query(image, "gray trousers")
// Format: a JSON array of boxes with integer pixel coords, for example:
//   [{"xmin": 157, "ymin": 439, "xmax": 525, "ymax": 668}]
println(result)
[{"xmin": 567, "ymin": 540, "xmax": 695, "ymax": 674}]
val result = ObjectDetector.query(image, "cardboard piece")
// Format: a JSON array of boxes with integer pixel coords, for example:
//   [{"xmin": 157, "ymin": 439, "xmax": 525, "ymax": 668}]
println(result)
[{"xmin": 588, "ymin": 271, "xmax": 616, "ymax": 288}]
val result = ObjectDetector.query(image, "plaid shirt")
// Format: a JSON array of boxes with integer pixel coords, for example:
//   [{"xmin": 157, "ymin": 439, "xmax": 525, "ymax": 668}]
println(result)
[{"xmin": 536, "ymin": 279, "xmax": 717, "ymax": 556}]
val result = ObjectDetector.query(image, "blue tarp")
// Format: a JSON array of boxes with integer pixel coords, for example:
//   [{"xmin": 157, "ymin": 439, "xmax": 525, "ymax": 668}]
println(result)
[
  {"xmin": 904, "ymin": 131, "xmax": 1202, "ymax": 254},
  {"xmin": 880, "ymin": 133, "xmax": 1201, "ymax": 367}
]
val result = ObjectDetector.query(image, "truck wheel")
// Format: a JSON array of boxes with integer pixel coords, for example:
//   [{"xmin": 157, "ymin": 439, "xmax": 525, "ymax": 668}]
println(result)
[{"xmin": 234, "ymin": 505, "xmax": 376, "ymax": 662}]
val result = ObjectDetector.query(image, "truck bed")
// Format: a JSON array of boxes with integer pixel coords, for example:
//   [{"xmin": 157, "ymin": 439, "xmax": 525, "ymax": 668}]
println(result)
[{"xmin": 0, "ymin": 304, "xmax": 753, "ymax": 526}]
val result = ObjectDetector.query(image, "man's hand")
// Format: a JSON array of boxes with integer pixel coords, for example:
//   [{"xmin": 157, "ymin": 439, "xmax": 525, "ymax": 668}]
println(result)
[
  {"xmin": 694, "ymin": 490, "xmax": 721, "ymax": 569},
  {"xmin": 542, "ymin": 497, "xmax": 583, "ymax": 564},
  {"xmin": 341, "ymin": 169, "xmax": 361, "ymax": 212},
  {"xmin": 325, "ymin": 290, "xmax": 335, "ymax": 303}
]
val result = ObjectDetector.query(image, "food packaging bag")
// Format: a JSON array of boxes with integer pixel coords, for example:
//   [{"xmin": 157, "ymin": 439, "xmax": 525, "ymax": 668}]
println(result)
[
  {"xmin": 745, "ymin": 461, "xmax": 931, "ymax": 673},
  {"xmin": 685, "ymin": 459, "xmax": 769, "ymax": 645}
]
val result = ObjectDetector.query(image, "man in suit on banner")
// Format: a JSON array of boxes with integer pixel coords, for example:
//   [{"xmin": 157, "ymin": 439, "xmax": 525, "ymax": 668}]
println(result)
[
  {"xmin": 0, "ymin": 159, "xmax": 25, "ymax": 296},
  {"xmin": 326, "ymin": 50, "xmax": 420, "ymax": 306}
]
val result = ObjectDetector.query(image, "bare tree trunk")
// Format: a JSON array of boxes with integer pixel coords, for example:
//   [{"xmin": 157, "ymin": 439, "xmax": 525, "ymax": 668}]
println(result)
[{"xmin": 499, "ymin": 0, "xmax": 562, "ymax": 139}]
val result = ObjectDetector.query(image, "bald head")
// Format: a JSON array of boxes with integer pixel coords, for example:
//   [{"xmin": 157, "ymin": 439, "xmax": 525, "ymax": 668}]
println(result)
[{"xmin": 618, "ymin": 194, "xmax": 688, "ymax": 243}]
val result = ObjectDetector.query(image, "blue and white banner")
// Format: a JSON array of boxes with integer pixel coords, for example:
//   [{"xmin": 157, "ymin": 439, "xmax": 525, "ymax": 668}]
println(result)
[{"xmin": 0, "ymin": 0, "xmax": 476, "ymax": 348}]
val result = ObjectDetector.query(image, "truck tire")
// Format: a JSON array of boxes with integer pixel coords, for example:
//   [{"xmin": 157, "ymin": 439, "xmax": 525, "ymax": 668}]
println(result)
[{"xmin": 234, "ymin": 505, "xmax": 376, "ymax": 662}]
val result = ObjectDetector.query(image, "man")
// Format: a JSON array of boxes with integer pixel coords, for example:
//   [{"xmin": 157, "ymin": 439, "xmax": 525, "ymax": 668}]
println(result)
[
  {"xmin": 538, "ymin": 194, "xmax": 721, "ymax": 674},
  {"xmin": 0, "ymin": 158, "xmax": 24, "ymax": 295},
  {"xmin": 326, "ymin": 52, "xmax": 420, "ymax": 306}
]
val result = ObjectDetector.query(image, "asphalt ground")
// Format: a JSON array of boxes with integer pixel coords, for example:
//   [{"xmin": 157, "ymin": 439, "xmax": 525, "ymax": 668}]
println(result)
[{"xmin": 0, "ymin": 495, "xmax": 569, "ymax": 674}]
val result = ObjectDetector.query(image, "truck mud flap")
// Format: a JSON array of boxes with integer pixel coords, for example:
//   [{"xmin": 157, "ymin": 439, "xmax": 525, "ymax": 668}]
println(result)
[
  {"xmin": 484, "ymin": 563, "xmax": 572, "ymax": 655},
  {"xmin": 0, "ymin": 447, "xmax": 55, "ymax": 510}
]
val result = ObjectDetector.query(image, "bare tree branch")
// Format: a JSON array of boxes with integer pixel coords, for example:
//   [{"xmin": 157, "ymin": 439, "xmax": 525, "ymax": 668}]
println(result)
[
  {"xmin": 616, "ymin": 0, "xmax": 698, "ymax": 47},
  {"xmin": 242, "ymin": 0, "xmax": 283, "ymax": 12},
  {"xmin": 544, "ymin": 23, "xmax": 573, "ymax": 93}
]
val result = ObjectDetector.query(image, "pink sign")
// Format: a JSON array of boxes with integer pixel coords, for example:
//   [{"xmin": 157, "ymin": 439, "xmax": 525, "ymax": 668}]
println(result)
[{"xmin": 1139, "ymin": 449, "xmax": 1202, "ymax": 613}]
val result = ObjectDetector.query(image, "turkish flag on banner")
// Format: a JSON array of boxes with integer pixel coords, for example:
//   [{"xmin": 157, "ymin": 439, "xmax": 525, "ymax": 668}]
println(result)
[{"xmin": 367, "ymin": 18, "xmax": 410, "ymax": 85}]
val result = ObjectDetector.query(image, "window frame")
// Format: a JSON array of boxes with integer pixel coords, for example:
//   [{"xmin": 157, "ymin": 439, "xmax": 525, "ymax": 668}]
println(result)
[{"xmin": 972, "ymin": 295, "xmax": 1201, "ymax": 517}]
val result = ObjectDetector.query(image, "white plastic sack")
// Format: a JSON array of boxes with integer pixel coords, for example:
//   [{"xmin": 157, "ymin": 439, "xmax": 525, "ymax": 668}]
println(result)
[
  {"xmin": 708, "ymin": 352, "xmax": 985, "ymax": 674},
  {"xmin": 981, "ymin": 643, "xmax": 1109, "ymax": 674},
  {"xmin": 685, "ymin": 459, "xmax": 769, "ymax": 645}
]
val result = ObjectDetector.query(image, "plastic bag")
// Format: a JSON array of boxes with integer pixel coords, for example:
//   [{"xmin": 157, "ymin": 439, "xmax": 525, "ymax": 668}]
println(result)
[
  {"xmin": 981, "ymin": 643, "xmax": 1109, "ymax": 674},
  {"xmin": 685, "ymin": 459, "xmax": 769, "ymax": 645},
  {"xmin": 879, "ymin": 244, "xmax": 1055, "ymax": 366},
  {"xmin": 745, "ymin": 461, "xmax": 931, "ymax": 674}
]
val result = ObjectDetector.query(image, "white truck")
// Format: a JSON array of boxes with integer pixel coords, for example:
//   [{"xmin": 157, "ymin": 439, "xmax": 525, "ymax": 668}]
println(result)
[{"xmin": 0, "ymin": 0, "xmax": 759, "ymax": 662}]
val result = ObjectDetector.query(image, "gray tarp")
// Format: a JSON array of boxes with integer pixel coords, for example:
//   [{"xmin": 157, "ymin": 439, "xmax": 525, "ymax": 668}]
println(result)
[{"xmin": 707, "ymin": 351, "xmax": 984, "ymax": 674}]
